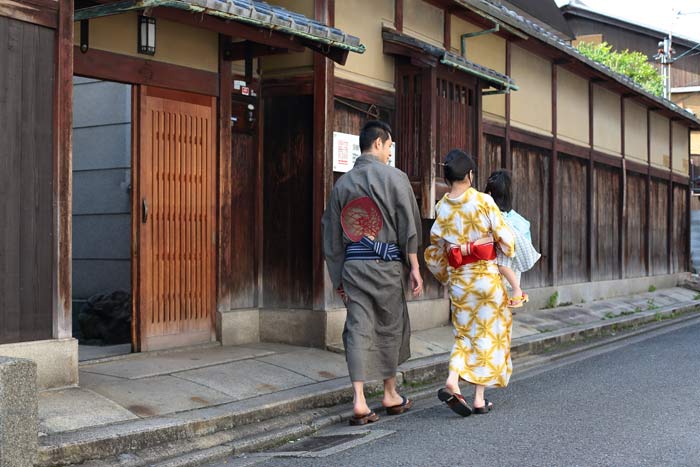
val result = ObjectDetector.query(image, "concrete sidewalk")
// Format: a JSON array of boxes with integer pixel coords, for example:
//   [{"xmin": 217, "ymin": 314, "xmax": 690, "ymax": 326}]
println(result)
[{"xmin": 37, "ymin": 286, "xmax": 700, "ymax": 466}]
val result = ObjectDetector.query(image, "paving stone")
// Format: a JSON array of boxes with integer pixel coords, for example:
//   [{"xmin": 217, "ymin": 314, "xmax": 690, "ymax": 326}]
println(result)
[
  {"xmin": 175, "ymin": 360, "xmax": 315, "ymax": 401},
  {"xmin": 79, "ymin": 372, "xmax": 233, "ymax": 416},
  {"xmin": 258, "ymin": 349, "xmax": 349, "ymax": 381},
  {"xmin": 80, "ymin": 346, "xmax": 276, "ymax": 379},
  {"xmin": 39, "ymin": 387, "xmax": 138, "ymax": 434}
]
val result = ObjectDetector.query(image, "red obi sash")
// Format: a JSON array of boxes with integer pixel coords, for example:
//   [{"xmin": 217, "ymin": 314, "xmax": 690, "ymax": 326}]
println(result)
[{"xmin": 447, "ymin": 242, "xmax": 496, "ymax": 269}]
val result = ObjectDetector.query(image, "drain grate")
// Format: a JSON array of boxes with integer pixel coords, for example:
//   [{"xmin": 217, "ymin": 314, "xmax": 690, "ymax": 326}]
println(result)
[{"xmin": 271, "ymin": 433, "xmax": 367, "ymax": 453}]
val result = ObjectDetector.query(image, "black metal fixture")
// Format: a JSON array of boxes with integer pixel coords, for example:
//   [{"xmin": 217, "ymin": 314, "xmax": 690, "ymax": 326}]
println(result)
[
  {"xmin": 80, "ymin": 20, "xmax": 89, "ymax": 53},
  {"xmin": 138, "ymin": 15, "xmax": 156, "ymax": 56}
]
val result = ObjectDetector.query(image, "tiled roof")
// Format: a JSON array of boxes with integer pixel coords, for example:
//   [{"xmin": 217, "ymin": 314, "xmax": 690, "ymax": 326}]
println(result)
[
  {"xmin": 456, "ymin": 0, "xmax": 700, "ymax": 127},
  {"xmin": 382, "ymin": 29, "xmax": 517, "ymax": 91},
  {"xmin": 75, "ymin": 0, "xmax": 365, "ymax": 53}
]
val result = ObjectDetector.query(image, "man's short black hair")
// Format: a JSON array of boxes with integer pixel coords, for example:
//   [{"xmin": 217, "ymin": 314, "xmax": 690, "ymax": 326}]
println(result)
[
  {"xmin": 359, "ymin": 120, "xmax": 392, "ymax": 153},
  {"xmin": 484, "ymin": 169, "xmax": 513, "ymax": 212}
]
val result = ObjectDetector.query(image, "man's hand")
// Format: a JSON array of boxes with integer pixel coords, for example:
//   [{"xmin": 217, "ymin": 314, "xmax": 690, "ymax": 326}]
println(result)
[
  {"xmin": 407, "ymin": 253, "xmax": 423, "ymax": 297},
  {"xmin": 410, "ymin": 267, "xmax": 423, "ymax": 297},
  {"xmin": 336, "ymin": 285, "xmax": 348, "ymax": 303}
]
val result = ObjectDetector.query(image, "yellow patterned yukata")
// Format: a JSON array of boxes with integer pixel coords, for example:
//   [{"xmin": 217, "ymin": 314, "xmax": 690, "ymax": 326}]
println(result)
[{"xmin": 424, "ymin": 188, "xmax": 516, "ymax": 388}]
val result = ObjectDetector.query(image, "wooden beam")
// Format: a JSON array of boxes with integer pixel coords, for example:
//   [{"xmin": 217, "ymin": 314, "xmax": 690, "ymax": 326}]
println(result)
[
  {"xmin": 549, "ymin": 64, "xmax": 558, "ymax": 286},
  {"xmin": 646, "ymin": 109, "xmax": 652, "ymax": 276},
  {"xmin": 334, "ymin": 78, "xmax": 395, "ymax": 110},
  {"xmin": 0, "ymin": 0, "xmax": 58, "ymax": 28},
  {"xmin": 620, "ymin": 97, "xmax": 626, "ymax": 279},
  {"xmin": 587, "ymin": 80, "xmax": 594, "ymax": 281},
  {"xmin": 395, "ymin": 0, "xmax": 403, "ymax": 32},
  {"xmin": 53, "ymin": 0, "xmax": 73, "ymax": 339},
  {"xmin": 74, "ymin": 47, "xmax": 218, "ymax": 96},
  {"xmin": 224, "ymin": 41, "xmax": 290, "ymax": 61},
  {"xmin": 443, "ymin": 8, "xmax": 451, "ymax": 51},
  {"xmin": 312, "ymin": 0, "xmax": 334, "ymax": 309},
  {"xmin": 483, "ymin": 121, "xmax": 506, "ymax": 138},
  {"xmin": 421, "ymin": 66, "xmax": 438, "ymax": 217},
  {"xmin": 504, "ymin": 40, "xmax": 512, "ymax": 171},
  {"xmin": 668, "ymin": 120, "xmax": 673, "ymax": 273},
  {"xmin": 218, "ymin": 34, "xmax": 233, "ymax": 312}
]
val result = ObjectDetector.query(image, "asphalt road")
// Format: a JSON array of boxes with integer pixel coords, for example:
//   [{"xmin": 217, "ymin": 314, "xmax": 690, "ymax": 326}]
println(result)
[{"xmin": 217, "ymin": 320, "xmax": 700, "ymax": 467}]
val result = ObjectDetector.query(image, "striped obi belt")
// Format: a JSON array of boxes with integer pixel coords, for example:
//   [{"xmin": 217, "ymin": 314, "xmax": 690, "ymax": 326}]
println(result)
[{"xmin": 345, "ymin": 236, "xmax": 403, "ymax": 262}]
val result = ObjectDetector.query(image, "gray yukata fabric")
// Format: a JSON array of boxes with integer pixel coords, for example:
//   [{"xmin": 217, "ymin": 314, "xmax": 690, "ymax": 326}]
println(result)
[{"xmin": 321, "ymin": 154, "xmax": 421, "ymax": 382}]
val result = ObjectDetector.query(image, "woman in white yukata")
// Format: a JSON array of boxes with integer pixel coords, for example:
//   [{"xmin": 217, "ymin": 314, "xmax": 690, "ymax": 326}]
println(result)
[{"xmin": 424, "ymin": 149, "xmax": 515, "ymax": 417}]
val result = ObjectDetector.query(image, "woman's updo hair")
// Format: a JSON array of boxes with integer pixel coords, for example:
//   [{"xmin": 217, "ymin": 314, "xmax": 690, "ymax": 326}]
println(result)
[{"xmin": 443, "ymin": 149, "xmax": 476, "ymax": 184}]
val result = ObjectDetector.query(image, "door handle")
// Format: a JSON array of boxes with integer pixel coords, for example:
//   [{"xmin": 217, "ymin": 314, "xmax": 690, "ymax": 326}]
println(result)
[{"xmin": 142, "ymin": 198, "xmax": 148, "ymax": 224}]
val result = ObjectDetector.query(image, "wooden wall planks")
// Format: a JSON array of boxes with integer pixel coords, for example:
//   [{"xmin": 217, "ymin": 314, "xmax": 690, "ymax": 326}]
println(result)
[{"xmin": 0, "ymin": 17, "xmax": 55, "ymax": 344}]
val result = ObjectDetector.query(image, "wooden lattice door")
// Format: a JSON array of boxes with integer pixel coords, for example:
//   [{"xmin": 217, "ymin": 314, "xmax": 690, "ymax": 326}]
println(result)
[{"xmin": 135, "ymin": 86, "xmax": 216, "ymax": 351}]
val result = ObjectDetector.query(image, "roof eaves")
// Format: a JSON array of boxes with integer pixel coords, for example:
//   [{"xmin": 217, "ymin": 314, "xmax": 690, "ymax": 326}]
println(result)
[
  {"xmin": 455, "ymin": 0, "xmax": 700, "ymax": 128},
  {"xmin": 74, "ymin": 0, "xmax": 366, "ymax": 54},
  {"xmin": 382, "ymin": 29, "xmax": 517, "ymax": 91}
]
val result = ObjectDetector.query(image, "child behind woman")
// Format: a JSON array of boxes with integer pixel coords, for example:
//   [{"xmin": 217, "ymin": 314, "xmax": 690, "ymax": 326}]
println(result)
[{"xmin": 484, "ymin": 170, "xmax": 541, "ymax": 308}]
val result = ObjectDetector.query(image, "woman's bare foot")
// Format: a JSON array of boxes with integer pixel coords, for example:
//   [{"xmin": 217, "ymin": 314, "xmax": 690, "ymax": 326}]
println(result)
[{"xmin": 381, "ymin": 390, "xmax": 404, "ymax": 408}]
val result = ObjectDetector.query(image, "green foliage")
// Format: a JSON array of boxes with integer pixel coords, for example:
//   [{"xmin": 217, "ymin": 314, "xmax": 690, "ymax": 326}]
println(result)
[
  {"xmin": 693, "ymin": 293, "xmax": 700, "ymax": 300},
  {"xmin": 546, "ymin": 291, "xmax": 559, "ymax": 309},
  {"xmin": 648, "ymin": 285, "xmax": 657, "ymax": 292},
  {"xmin": 576, "ymin": 41, "xmax": 664, "ymax": 97},
  {"xmin": 647, "ymin": 299, "xmax": 660, "ymax": 311}
]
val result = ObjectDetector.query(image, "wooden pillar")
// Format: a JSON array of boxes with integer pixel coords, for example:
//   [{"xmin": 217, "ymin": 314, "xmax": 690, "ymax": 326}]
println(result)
[
  {"xmin": 53, "ymin": 0, "xmax": 74, "ymax": 339},
  {"xmin": 443, "ymin": 9, "xmax": 451, "ymax": 50},
  {"xmin": 549, "ymin": 64, "xmax": 558, "ymax": 286},
  {"xmin": 668, "ymin": 121, "xmax": 674, "ymax": 273},
  {"xmin": 587, "ymin": 81, "xmax": 594, "ymax": 281},
  {"xmin": 218, "ymin": 34, "xmax": 233, "ymax": 311},
  {"xmin": 421, "ymin": 66, "xmax": 437, "ymax": 217},
  {"xmin": 646, "ymin": 109, "xmax": 652, "ymax": 276},
  {"xmin": 504, "ymin": 40, "xmax": 512, "ymax": 171},
  {"xmin": 619, "ymin": 97, "xmax": 627, "ymax": 279},
  {"xmin": 312, "ymin": 0, "xmax": 335, "ymax": 309},
  {"xmin": 395, "ymin": 0, "xmax": 403, "ymax": 32},
  {"xmin": 688, "ymin": 130, "xmax": 693, "ymax": 273}
]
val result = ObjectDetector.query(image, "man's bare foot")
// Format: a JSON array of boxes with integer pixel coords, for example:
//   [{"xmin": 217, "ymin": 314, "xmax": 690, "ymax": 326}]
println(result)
[
  {"xmin": 353, "ymin": 403, "xmax": 372, "ymax": 417},
  {"xmin": 381, "ymin": 391, "xmax": 404, "ymax": 408}
]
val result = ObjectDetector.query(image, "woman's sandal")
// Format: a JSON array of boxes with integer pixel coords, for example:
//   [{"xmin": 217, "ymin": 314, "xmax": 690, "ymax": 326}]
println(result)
[
  {"xmin": 349, "ymin": 411, "xmax": 379, "ymax": 426},
  {"xmin": 437, "ymin": 388, "xmax": 472, "ymax": 417},
  {"xmin": 385, "ymin": 395, "xmax": 413, "ymax": 415},
  {"xmin": 508, "ymin": 293, "xmax": 529, "ymax": 309},
  {"xmin": 473, "ymin": 399, "xmax": 494, "ymax": 414}
]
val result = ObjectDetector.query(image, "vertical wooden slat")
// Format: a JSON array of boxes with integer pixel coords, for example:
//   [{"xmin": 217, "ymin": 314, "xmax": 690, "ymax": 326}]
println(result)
[
  {"xmin": 668, "ymin": 120, "xmax": 673, "ymax": 273},
  {"xmin": 504, "ymin": 40, "xmax": 512, "ymax": 171},
  {"xmin": 549, "ymin": 64, "xmax": 558, "ymax": 286},
  {"xmin": 587, "ymin": 81, "xmax": 594, "ymax": 281},
  {"xmin": 620, "ymin": 97, "xmax": 626, "ymax": 279},
  {"xmin": 395, "ymin": 0, "xmax": 403, "ymax": 32},
  {"xmin": 312, "ymin": 0, "xmax": 334, "ymax": 308},
  {"xmin": 218, "ymin": 35, "xmax": 233, "ymax": 312},
  {"xmin": 131, "ymin": 85, "xmax": 140, "ymax": 351},
  {"xmin": 54, "ymin": 0, "xmax": 73, "ymax": 340},
  {"xmin": 443, "ymin": 9, "xmax": 451, "ymax": 50},
  {"xmin": 646, "ymin": 109, "xmax": 652, "ymax": 275}
]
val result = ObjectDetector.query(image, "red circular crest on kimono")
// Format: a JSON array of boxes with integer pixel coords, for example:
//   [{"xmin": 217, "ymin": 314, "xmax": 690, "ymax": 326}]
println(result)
[{"xmin": 341, "ymin": 197, "xmax": 383, "ymax": 242}]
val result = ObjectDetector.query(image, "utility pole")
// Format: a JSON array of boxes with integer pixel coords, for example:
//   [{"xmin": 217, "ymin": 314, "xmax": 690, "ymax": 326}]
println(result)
[{"xmin": 655, "ymin": 9, "xmax": 700, "ymax": 100}]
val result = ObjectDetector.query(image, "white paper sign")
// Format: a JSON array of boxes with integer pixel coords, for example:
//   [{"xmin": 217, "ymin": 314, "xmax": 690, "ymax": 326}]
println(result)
[{"xmin": 332, "ymin": 132, "xmax": 395, "ymax": 173}]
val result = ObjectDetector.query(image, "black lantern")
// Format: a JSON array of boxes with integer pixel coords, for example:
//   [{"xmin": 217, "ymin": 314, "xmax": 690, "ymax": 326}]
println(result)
[{"xmin": 138, "ymin": 15, "xmax": 156, "ymax": 55}]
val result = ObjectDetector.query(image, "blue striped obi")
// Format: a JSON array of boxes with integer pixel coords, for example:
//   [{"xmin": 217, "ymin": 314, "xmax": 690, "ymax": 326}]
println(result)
[{"xmin": 345, "ymin": 237, "xmax": 403, "ymax": 262}]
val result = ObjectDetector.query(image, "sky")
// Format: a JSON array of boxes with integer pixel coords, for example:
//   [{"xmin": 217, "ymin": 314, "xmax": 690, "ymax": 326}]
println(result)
[{"xmin": 555, "ymin": 0, "xmax": 700, "ymax": 42}]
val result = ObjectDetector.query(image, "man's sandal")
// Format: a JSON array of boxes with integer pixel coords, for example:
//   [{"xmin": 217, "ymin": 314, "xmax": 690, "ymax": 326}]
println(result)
[
  {"xmin": 437, "ymin": 388, "xmax": 472, "ymax": 417},
  {"xmin": 508, "ymin": 293, "xmax": 529, "ymax": 308},
  {"xmin": 349, "ymin": 411, "xmax": 379, "ymax": 426},
  {"xmin": 473, "ymin": 399, "xmax": 494, "ymax": 414},
  {"xmin": 385, "ymin": 396, "xmax": 413, "ymax": 415}
]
